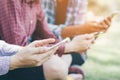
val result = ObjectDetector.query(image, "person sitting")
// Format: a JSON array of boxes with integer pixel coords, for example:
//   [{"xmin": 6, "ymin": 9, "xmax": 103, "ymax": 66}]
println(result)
[
  {"xmin": 0, "ymin": 39, "xmax": 57, "ymax": 76},
  {"xmin": 41, "ymin": 0, "xmax": 112, "ymax": 79},
  {"xmin": 0, "ymin": 0, "xmax": 102, "ymax": 80}
]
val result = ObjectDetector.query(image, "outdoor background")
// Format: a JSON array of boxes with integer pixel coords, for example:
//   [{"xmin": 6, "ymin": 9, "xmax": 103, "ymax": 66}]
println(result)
[{"xmin": 83, "ymin": 0, "xmax": 120, "ymax": 80}]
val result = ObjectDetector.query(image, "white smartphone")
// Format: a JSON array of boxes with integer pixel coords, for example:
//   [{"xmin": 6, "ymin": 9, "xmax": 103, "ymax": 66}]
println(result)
[{"xmin": 48, "ymin": 37, "xmax": 70, "ymax": 50}]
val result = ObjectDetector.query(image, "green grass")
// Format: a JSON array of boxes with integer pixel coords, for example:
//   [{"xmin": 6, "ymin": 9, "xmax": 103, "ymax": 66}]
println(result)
[{"xmin": 82, "ymin": 21, "xmax": 120, "ymax": 80}]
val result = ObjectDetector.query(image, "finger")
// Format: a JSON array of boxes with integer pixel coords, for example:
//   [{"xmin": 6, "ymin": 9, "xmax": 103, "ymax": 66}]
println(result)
[
  {"xmin": 92, "ymin": 32, "xmax": 103, "ymax": 39},
  {"xmin": 100, "ymin": 17, "xmax": 111, "ymax": 28},
  {"xmin": 104, "ymin": 19, "xmax": 111, "ymax": 27},
  {"xmin": 85, "ymin": 39, "xmax": 94, "ymax": 49},
  {"xmin": 99, "ymin": 20, "xmax": 108, "ymax": 28},
  {"xmin": 88, "ymin": 36, "xmax": 95, "ymax": 43},
  {"xmin": 90, "ymin": 36, "xmax": 95, "ymax": 44},
  {"xmin": 35, "ymin": 38, "xmax": 56, "ymax": 47},
  {"xmin": 29, "ymin": 38, "xmax": 55, "ymax": 47},
  {"xmin": 99, "ymin": 13, "xmax": 116, "ymax": 29},
  {"xmin": 85, "ymin": 34, "xmax": 94, "ymax": 40}
]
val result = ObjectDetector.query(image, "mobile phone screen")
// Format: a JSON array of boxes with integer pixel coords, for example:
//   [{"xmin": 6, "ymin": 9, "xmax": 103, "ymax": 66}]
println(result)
[{"xmin": 48, "ymin": 37, "xmax": 70, "ymax": 50}]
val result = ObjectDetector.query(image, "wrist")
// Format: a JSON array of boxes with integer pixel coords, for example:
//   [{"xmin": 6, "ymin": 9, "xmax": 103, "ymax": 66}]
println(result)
[
  {"xmin": 64, "ymin": 42, "xmax": 74, "ymax": 53},
  {"xmin": 10, "ymin": 54, "xmax": 21, "ymax": 70}
]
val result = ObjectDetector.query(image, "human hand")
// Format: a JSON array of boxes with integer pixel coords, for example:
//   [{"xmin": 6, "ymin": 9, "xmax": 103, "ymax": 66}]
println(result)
[
  {"xmin": 65, "ymin": 34, "xmax": 95, "ymax": 53},
  {"xmin": 82, "ymin": 14, "xmax": 112, "ymax": 33},
  {"xmin": 10, "ymin": 38, "xmax": 58, "ymax": 70},
  {"xmin": 98, "ymin": 12, "xmax": 117, "ymax": 32},
  {"xmin": 87, "ymin": 12, "xmax": 116, "ymax": 33}
]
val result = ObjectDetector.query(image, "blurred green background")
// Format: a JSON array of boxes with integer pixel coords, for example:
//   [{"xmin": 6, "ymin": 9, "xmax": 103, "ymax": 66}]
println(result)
[{"xmin": 82, "ymin": 0, "xmax": 120, "ymax": 80}]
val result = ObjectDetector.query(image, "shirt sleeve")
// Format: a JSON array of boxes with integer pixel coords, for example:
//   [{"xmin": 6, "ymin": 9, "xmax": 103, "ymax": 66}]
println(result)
[
  {"xmin": 0, "ymin": 0, "xmax": 28, "ymax": 46},
  {"xmin": 0, "ymin": 41, "xmax": 21, "ymax": 56},
  {"xmin": 32, "ymin": 4, "xmax": 65, "ymax": 57},
  {"xmin": 0, "ymin": 56, "xmax": 10, "ymax": 76},
  {"xmin": 48, "ymin": 24, "xmax": 66, "ymax": 40},
  {"xmin": 0, "ymin": 41, "xmax": 21, "ymax": 76}
]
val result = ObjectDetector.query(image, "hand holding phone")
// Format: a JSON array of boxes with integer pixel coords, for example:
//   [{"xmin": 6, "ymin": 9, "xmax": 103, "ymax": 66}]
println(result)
[
  {"xmin": 48, "ymin": 37, "xmax": 70, "ymax": 50},
  {"xmin": 98, "ymin": 11, "xmax": 119, "ymax": 33}
]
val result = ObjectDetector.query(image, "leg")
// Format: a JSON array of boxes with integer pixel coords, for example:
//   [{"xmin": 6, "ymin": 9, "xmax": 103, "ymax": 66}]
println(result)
[
  {"xmin": 69, "ymin": 52, "xmax": 86, "ymax": 80},
  {"xmin": 60, "ymin": 54, "xmax": 84, "ymax": 80},
  {"xmin": 43, "ymin": 55, "xmax": 72, "ymax": 80}
]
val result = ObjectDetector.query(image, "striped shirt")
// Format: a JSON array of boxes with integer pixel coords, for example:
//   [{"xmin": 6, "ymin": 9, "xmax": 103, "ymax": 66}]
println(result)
[{"xmin": 41, "ymin": 0, "xmax": 88, "ymax": 25}]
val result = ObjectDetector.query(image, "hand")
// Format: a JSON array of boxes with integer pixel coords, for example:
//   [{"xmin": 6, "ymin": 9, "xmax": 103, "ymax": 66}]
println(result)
[
  {"xmin": 65, "ymin": 34, "xmax": 95, "ymax": 53},
  {"xmin": 82, "ymin": 15, "xmax": 112, "ymax": 33},
  {"xmin": 10, "ymin": 38, "xmax": 58, "ymax": 70},
  {"xmin": 98, "ymin": 13, "xmax": 114, "ymax": 32},
  {"xmin": 86, "ymin": 13, "xmax": 114, "ymax": 33}
]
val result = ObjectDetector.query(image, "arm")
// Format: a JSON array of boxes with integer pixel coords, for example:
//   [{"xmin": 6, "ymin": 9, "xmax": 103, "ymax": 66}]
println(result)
[
  {"xmin": 0, "ymin": 39, "xmax": 57, "ymax": 75},
  {"xmin": 10, "ymin": 39, "xmax": 57, "ymax": 70},
  {"xmin": 61, "ymin": 16, "xmax": 112, "ymax": 38},
  {"xmin": 0, "ymin": 0, "xmax": 28, "ymax": 46}
]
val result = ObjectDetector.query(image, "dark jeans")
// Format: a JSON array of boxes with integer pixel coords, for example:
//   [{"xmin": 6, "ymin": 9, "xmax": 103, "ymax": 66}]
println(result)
[
  {"xmin": 0, "ymin": 66, "xmax": 45, "ymax": 80},
  {"xmin": 71, "ymin": 52, "xmax": 85, "ymax": 66}
]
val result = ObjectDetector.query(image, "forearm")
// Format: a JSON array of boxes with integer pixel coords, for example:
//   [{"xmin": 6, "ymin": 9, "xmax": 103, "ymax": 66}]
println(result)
[
  {"xmin": 61, "ymin": 25, "xmax": 88, "ymax": 38},
  {"xmin": 61, "ymin": 24, "xmax": 101, "ymax": 38},
  {"xmin": 10, "ymin": 54, "xmax": 21, "ymax": 70}
]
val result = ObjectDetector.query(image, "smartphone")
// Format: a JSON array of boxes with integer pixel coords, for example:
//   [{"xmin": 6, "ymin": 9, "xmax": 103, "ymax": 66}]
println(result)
[
  {"xmin": 48, "ymin": 37, "xmax": 70, "ymax": 50},
  {"xmin": 109, "ymin": 11, "xmax": 120, "ymax": 18}
]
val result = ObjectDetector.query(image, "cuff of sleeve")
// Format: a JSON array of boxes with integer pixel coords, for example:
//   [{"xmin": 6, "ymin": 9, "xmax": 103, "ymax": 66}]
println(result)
[
  {"xmin": 0, "ymin": 56, "xmax": 10, "ymax": 75},
  {"xmin": 55, "ymin": 43, "xmax": 65, "ymax": 57},
  {"xmin": 53, "ymin": 24, "xmax": 66, "ymax": 40}
]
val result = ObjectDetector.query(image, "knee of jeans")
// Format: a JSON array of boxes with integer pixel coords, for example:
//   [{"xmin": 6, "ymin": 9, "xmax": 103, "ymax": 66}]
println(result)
[
  {"xmin": 49, "ymin": 65, "xmax": 68, "ymax": 80},
  {"xmin": 43, "ymin": 55, "xmax": 68, "ymax": 80}
]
